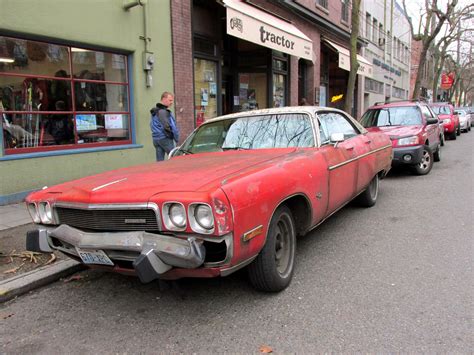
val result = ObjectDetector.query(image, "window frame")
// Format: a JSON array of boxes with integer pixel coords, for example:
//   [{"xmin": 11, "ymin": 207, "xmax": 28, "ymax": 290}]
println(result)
[{"xmin": 0, "ymin": 35, "xmax": 132, "ymax": 156}]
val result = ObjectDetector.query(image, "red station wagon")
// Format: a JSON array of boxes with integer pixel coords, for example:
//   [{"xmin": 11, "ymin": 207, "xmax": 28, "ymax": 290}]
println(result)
[
  {"xmin": 26, "ymin": 107, "xmax": 392, "ymax": 292},
  {"xmin": 430, "ymin": 102, "xmax": 461, "ymax": 139},
  {"xmin": 361, "ymin": 101, "xmax": 442, "ymax": 175}
]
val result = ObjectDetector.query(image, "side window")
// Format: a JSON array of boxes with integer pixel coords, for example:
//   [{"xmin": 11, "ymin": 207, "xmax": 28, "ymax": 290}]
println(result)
[
  {"xmin": 318, "ymin": 112, "xmax": 359, "ymax": 142},
  {"xmin": 420, "ymin": 105, "xmax": 434, "ymax": 119}
]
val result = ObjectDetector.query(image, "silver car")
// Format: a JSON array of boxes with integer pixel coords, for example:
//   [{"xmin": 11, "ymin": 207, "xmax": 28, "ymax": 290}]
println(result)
[{"xmin": 454, "ymin": 109, "xmax": 471, "ymax": 132}]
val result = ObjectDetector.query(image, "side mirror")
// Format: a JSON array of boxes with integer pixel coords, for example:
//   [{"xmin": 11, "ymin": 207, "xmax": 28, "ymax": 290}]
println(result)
[
  {"xmin": 427, "ymin": 118, "xmax": 438, "ymax": 125},
  {"xmin": 330, "ymin": 132, "xmax": 345, "ymax": 148}
]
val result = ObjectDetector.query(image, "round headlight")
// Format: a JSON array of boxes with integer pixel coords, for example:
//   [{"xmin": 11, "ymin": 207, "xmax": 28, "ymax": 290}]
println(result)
[
  {"xmin": 38, "ymin": 202, "xmax": 53, "ymax": 224},
  {"xmin": 169, "ymin": 203, "xmax": 186, "ymax": 228},
  {"xmin": 27, "ymin": 203, "xmax": 41, "ymax": 223},
  {"xmin": 194, "ymin": 204, "xmax": 214, "ymax": 230}
]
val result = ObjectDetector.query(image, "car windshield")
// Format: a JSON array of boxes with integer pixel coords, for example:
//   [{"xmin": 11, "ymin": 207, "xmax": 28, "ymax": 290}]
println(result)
[
  {"xmin": 177, "ymin": 113, "xmax": 314, "ymax": 155},
  {"xmin": 431, "ymin": 106, "xmax": 450, "ymax": 114},
  {"xmin": 360, "ymin": 106, "xmax": 422, "ymax": 127}
]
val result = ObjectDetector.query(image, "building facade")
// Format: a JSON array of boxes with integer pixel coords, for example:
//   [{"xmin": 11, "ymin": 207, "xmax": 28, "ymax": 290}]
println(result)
[
  {"xmin": 0, "ymin": 0, "xmax": 174, "ymax": 204},
  {"xmin": 361, "ymin": 0, "xmax": 411, "ymax": 110},
  {"xmin": 171, "ymin": 0, "xmax": 373, "ymax": 140}
]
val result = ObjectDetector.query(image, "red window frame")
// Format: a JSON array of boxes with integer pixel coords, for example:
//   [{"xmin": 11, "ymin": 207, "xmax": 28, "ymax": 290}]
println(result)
[{"xmin": 1, "ymin": 36, "xmax": 132, "ymax": 155}]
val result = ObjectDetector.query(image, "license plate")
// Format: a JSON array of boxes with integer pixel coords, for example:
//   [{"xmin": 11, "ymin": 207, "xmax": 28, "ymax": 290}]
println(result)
[{"xmin": 75, "ymin": 247, "xmax": 114, "ymax": 266}]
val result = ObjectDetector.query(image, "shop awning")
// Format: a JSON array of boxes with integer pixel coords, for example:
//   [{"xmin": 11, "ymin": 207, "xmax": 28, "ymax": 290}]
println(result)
[
  {"xmin": 224, "ymin": 0, "xmax": 313, "ymax": 61},
  {"xmin": 323, "ymin": 39, "xmax": 373, "ymax": 78}
]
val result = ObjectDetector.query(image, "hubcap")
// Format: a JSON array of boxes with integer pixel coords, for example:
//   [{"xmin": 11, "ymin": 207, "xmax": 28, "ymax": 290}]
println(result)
[
  {"xmin": 274, "ymin": 215, "xmax": 293, "ymax": 277},
  {"xmin": 369, "ymin": 176, "xmax": 379, "ymax": 200},
  {"xmin": 418, "ymin": 150, "xmax": 431, "ymax": 171}
]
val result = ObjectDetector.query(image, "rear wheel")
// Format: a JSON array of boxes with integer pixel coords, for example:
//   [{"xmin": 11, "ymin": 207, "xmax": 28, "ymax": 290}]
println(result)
[
  {"xmin": 248, "ymin": 206, "xmax": 296, "ymax": 292},
  {"xmin": 356, "ymin": 174, "xmax": 379, "ymax": 207},
  {"xmin": 413, "ymin": 145, "xmax": 433, "ymax": 175},
  {"xmin": 440, "ymin": 133, "xmax": 445, "ymax": 146},
  {"xmin": 450, "ymin": 131, "xmax": 457, "ymax": 140}
]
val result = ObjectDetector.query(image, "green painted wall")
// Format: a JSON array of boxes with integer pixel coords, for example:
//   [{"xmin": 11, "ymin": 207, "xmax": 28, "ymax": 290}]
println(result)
[{"xmin": 0, "ymin": 0, "xmax": 174, "ymax": 202}]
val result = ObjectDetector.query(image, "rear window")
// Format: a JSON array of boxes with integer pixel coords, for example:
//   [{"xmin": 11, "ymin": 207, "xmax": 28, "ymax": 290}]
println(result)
[
  {"xmin": 431, "ymin": 105, "xmax": 450, "ymax": 114},
  {"xmin": 360, "ymin": 106, "xmax": 422, "ymax": 127}
]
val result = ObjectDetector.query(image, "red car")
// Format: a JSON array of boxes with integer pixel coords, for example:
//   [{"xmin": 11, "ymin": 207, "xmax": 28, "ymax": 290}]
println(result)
[
  {"xmin": 26, "ymin": 107, "xmax": 392, "ymax": 292},
  {"xmin": 429, "ymin": 102, "xmax": 461, "ymax": 140},
  {"xmin": 360, "ymin": 100, "xmax": 442, "ymax": 175}
]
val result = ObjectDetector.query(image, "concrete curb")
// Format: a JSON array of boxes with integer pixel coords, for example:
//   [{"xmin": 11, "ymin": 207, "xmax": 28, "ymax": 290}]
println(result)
[{"xmin": 0, "ymin": 259, "xmax": 84, "ymax": 303}]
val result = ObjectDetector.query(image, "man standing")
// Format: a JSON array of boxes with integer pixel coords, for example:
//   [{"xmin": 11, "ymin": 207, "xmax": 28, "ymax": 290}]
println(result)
[{"xmin": 150, "ymin": 92, "xmax": 179, "ymax": 161}]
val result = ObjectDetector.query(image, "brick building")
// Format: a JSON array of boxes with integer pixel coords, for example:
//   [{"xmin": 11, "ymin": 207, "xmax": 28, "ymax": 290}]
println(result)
[{"xmin": 170, "ymin": 0, "xmax": 373, "ymax": 140}]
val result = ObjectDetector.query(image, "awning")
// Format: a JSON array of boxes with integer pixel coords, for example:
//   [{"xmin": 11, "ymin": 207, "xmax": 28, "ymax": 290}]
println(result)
[
  {"xmin": 224, "ymin": 0, "xmax": 313, "ymax": 61},
  {"xmin": 323, "ymin": 39, "xmax": 373, "ymax": 78}
]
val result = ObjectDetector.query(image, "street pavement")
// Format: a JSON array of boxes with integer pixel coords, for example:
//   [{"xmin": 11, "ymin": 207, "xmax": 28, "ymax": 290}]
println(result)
[{"xmin": 0, "ymin": 132, "xmax": 472, "ymax": 353}]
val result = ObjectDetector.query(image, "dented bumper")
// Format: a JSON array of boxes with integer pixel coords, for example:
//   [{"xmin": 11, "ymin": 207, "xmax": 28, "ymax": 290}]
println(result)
[{"xmin": 26, "ymin": 224, "xmax": 208, "ymax": 283}]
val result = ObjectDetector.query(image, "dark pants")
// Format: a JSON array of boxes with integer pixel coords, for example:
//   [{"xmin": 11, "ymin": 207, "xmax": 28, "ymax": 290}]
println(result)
[{"xmin": 153, "ymin": 138, "xmax": 175, "ymax": 161}]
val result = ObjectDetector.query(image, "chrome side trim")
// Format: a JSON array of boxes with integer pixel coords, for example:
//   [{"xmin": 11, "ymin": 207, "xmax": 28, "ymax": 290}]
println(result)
[
  {"xmin": 220, "ymin": 255, "xmax": 257, "ymax": 277},
  {"xmin": 328, "ymin": 144, "xmax": 392, "ymax": 171}
]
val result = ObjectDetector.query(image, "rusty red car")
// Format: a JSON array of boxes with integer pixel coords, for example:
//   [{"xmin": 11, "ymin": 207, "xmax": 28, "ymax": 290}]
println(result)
[{"xmin": 26, "ymin": 107, "xmax": 392, "ymax": 292}]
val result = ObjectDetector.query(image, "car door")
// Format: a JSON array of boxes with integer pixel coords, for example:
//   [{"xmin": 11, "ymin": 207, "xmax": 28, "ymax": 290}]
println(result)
[
  {"xmin": 317, "ymin": 111, "xmax": 359, "ymax": 214},
  {"xmin": 420, "ymin": 105, "xmax": 439, "ymax": 151}
]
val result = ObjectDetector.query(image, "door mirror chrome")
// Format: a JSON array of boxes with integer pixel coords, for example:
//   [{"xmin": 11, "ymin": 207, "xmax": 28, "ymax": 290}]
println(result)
[{"xmin": 330, "ymin": 133, "xmax": 345, "ymax": 148}]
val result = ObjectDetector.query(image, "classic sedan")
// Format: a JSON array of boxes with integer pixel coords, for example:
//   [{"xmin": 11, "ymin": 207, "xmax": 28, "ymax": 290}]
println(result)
[{"xmin": 26, "ymin": 107, "xmax": 392, "ymax": 292}]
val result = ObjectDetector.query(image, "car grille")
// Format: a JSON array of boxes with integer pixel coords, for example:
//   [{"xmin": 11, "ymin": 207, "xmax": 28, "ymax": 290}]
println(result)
[{"xmin": 55, "ymin": 207, "xmax": 160, "ymax": 231}]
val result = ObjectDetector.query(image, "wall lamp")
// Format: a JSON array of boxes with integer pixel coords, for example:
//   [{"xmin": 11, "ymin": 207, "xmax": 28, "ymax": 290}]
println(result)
[{"xmin": 123, "ymin": 0, "xmax": 147, "ymax": 11}]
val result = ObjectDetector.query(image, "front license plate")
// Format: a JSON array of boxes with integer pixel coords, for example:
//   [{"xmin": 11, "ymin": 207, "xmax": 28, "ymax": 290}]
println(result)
[{"xmin": 76, "ymin": 247, "xmax": 114, "ymax": 266}]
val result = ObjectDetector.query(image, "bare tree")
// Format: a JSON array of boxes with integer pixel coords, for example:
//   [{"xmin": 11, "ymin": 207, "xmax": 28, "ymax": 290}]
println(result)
[
  {"xmin": 402, "ymin": 0, "xmax": 460, "ymax": 99},
  {"xmin": 344, "ymin": 0, "xmax": 361, "ymax": 115}
]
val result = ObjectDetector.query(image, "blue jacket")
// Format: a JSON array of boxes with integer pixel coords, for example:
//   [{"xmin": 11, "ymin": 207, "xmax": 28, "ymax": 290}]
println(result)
[{"xmin": 150, "ymin": 103, "xmax": 179, "ymax": 142}]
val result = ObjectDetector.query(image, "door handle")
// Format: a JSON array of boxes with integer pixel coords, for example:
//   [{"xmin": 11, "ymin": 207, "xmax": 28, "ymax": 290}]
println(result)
[
  {"xmin": 365, "ymin": 139, "xmax": 372, "ymax": 144},
  {"xmin": 345, "ymin": 146, "xmax": 354, "ymax": 151}
]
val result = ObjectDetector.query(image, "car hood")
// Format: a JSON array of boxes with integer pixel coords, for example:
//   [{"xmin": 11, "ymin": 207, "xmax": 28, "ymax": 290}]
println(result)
[
  {"xmin": 35, "ymin": 149, "xmax": 296, "ymax": 203},
  {"xmin": 366, "ymin": 125, "xmax": 423, "ymax": 139}
]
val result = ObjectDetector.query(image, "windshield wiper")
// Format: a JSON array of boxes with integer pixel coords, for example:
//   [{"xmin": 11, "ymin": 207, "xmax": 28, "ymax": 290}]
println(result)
[{"xmin": 222, "ymin": 146, "xmax": 250, "ymax": 151}]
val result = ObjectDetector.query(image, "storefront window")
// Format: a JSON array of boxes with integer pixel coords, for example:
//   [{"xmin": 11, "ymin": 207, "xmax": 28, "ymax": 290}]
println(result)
[
  {"xmin": 273, "ymin": 73, "xmax": 286, "ymax": 107},
  {"xmin": 0, "ymin": 35, "xmax": 131, "ymax": 154},
  {"xmin": 238, "ymin": 73, "xmax": 267, "ymax": 111},
  {"xmin": 194, "ymin": 58, "xmax": 218, "ymax": 125}
]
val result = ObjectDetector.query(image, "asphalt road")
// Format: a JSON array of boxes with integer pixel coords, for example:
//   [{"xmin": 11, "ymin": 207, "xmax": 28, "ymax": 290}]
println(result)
[{"xmin": 1, "ymin": 133, "xmax": 472, "ymax": 353}]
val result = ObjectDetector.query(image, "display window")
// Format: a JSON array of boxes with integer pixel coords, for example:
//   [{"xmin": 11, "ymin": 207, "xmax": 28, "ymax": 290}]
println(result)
[
  {"xmin": 193, "ymin": 58, "xmax": 218, "ymax": 126},
  {"xmin": 0, "ymin": 35, "xmax": 131, "ymax": 155},
  {"xmin": 238, "ymin": 73, "xmax": 267, "ymax": 111}
]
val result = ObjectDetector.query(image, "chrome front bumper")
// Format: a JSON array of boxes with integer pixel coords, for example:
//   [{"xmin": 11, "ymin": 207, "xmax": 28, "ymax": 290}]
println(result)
[{"xmin": 26, "ymin": 224, "xmax": 207, "ymax": 283}]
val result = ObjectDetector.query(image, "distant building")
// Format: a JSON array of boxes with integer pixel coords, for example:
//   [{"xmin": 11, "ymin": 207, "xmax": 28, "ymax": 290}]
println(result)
[{"xmin": 361, "ymin": 0, "xmax": 411, "ymax": 110}]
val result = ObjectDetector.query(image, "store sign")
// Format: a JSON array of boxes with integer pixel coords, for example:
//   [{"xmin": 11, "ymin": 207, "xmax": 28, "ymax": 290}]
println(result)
[
  {"xmin": 225, "ymin": 1, "xmax": 313, "ymax": 61},
  {"xmin": 440, "ymin": 72, "xmax": 455, "ymax": 90}
]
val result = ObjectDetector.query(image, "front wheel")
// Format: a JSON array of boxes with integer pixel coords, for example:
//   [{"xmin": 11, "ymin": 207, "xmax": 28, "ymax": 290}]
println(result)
[
  {"xmin": 355, "ymin": 174, "xmax": 379, "ymax": 207},
  {"xmin": 456, "ymin": 125, "xmax": 461, "ymax": 136},
  {"xmin": 248, "ymin": 206, "xmax": 296, "ymax": 292},
  {"xmin": 413, "ymin": 146, "xmax": 433, "ymax": 175}
]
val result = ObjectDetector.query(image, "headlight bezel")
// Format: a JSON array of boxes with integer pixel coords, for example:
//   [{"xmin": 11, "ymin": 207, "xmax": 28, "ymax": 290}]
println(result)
[
  {"xmin": 38, "ymin": 201, "xmax": 54, "ymax": 224},
  {"xmin": 162, "ymin": 202, "xmax": 187, "ymax": 231},
  {"xmin": 396, "ymin": 135, "xmax": 419, "ymax": 146},
  {"xmin": 189, "ymin": 203, "xmax": 215, "ymax": 234},
  {"xmin": 27, "ymin": 203, "xmax": 41, "ymax": 223}
]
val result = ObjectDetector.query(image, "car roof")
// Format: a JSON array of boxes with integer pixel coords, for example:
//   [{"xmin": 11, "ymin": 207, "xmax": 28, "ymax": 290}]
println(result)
[
  {"xmin": 202, "ymin": 106, "xmax": 350, "ymax": 123},
  {"xmin": 367, "ymin": 100, "xmax": 420, "ymax": 109}
]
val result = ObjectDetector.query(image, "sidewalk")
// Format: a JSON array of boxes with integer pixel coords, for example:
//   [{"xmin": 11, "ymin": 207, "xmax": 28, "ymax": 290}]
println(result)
[{"xmin": 0, "ymin": 203, "xmax": 82, "ymax": 302}]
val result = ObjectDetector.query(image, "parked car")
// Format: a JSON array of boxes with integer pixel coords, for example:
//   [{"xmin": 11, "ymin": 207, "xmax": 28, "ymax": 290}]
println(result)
[
  {"xmin": 430, "ymin": 102, "xmax": 460, "ymax": 139},
  {"xmin": 360, "ymin": 100, "xmax": 442, "ymax": 175},
  {"xmin": 454, "ymin": 109, "xmax": 471, "ymax": 132},
  {"xmin": 26, "ymin": 107, "xmax": 392, "ymax": 292}
]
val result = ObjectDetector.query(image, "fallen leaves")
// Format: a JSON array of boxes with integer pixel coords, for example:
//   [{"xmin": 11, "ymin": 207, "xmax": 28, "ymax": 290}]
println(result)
[
  {"xmin": 63, "ymin": 275, "xmax": 84, "ymax": 283},
  {"xmin": 0, "ymin": 250, "xmax": 57, "ymax": 274},
  {"xmin": 259, "ymin": 345, "xmax": 273, "ymax": 353}
]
